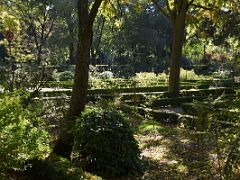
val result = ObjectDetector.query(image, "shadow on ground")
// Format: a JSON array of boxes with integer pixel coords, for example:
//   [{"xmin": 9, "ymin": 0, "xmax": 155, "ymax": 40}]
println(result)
[{"xmin": 134, "ymin": 121, "xmax": 222, "ymax": 179}]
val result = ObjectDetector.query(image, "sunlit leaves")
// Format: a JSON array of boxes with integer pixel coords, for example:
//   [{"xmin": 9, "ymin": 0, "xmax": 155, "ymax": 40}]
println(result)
[
  {"xmin": 0, "ymin": 11, "xmax": 20, "ymax": 34},
  {"xmin": 0, "ymin": 95, "xmax": 50, "ymax": 172}
]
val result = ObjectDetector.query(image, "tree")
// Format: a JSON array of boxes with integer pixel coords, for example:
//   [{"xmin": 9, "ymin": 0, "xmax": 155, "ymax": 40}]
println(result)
[
  {"xmin": 151, "ymin": 0, "xmax": 238, "ymax": 93},
  {"xmin": 53, "ymin": 0, "xmax": 78, "ymax": 64},
  {"xmin": 53, "ymin": 0, "xmax": 142, "ymax": 159},
  {"xmin": 16, "ymin": 0, "xmax": 55, "ymax": 65},
  {"xmin": 151, "ymin": 0, "xmax": 195, "ymax": 93},
  {"xmin": 91, "ymin": 1, "xmax": 173, "ymax": 76},
  {"xmin": 53, "ymin": 0, "xmax": 103, "ymax": 159},
  {"xmin": 0, "ymin": 0, "xmax": 59, "ymax": 93}
]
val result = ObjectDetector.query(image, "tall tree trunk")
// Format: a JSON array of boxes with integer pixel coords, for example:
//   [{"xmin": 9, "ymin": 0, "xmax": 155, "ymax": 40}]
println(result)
[
  {"xmin": 168, "ymin": 5, "xmax": 187, "ymax": 94},
  {"xmin": 53, "ymin": 0, "xmax": 102, "ymax": 159}
]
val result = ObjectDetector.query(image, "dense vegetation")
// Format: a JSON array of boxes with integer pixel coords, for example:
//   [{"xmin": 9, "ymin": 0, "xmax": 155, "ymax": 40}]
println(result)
[
  {"xmin": 0, "ymin": 94, "xmax": 50, "ymax": 175},
  {"xmin": 0, "ymin": 0, "xmax": 239, "ymax": 179}
]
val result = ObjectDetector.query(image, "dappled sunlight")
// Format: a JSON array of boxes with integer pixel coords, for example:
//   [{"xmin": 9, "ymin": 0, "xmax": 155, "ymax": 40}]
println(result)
[{"xmin": 134, "ymin": 120, "xmax": 230, "ymax": 179}]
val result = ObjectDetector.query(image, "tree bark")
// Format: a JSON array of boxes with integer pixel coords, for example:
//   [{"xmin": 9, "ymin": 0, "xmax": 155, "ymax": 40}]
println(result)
[{"xmin": 168, "ymin": 2, "xmax": 187, "ymax": 94}]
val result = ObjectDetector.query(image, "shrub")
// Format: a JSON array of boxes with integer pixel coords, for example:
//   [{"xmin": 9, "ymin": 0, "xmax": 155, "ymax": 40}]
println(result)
[
  {"xmin": 28, "ymin": 154, "xmax": 101, "ymax": 180},
  {"xmin": 180, "ymin": 68, "xmax": 201, "ymax": 81},
  {"xmin": 134, "ymin": 72, "xmax": 157, "ymax": 80},
  {"xmin": 89, "ymin": 65, "xmax": 99, "ymax": 80},
  {"xmin": 0, "ymin": 95, "xmax": 50, "ymax": 174},
  {"xmin": 73, "ymin": 107, "xmax": 142, "ymax": 178},
  {"xmin": 51, "ymin": 69, "xmax": 59, "ymax": 81},
  {"xmin": 58, "ymin": 71, "xmax": 74, "ymax": 81},
  {"xmin": 132, "ymin": 72, "xmax": 168, "ymax": 87}
]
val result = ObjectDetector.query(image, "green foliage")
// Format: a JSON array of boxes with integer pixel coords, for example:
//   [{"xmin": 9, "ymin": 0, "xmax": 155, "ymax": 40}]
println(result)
[
  {"xmin": 132, "ymin": 72, "xmax": 168, "ymax": 86},
  {"xmin": 0, "ymin": 10, "xmax": 20, "ymax": 33},
  {"xmin": 28, "ymin": 154, "xmax": 101, "ymax": 180},
  {"xmin": 94, "ymin": 1, "xmax": 172, "ymax": 74},
  {"xmin": 180, "ymin": 68, "xmax": 207, "ymax": 81},
  {"xmin": 73, "ymin": 107, "xmax": 142, "ymax": 178},
  {"xmin": 0, "ymin": 94, "xmax": 50, "ymax": 174}
]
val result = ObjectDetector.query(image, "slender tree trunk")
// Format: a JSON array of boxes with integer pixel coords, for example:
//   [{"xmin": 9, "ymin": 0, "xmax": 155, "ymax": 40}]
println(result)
[
  {"xmin": 36, "ymin": 45, "xmax": 42, "ymax": 65},
  {"xmin": 168, "ymin": 7, "xmax": 187, "ymax": 94},
  {"xmin": 66, "ymin": 14, "xmax": 76, "ymax": 65},
  {"xmin": 69, "ymin": 43, "xmax": 75, "ymax": 64}
]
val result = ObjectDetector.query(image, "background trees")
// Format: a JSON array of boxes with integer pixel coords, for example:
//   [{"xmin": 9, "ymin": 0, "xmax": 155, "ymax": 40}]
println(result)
[
  {"xmin": 94, "ymin": 2, "xmax": 173, "ymax": 75},
  {"xmin": 151, "ymin": 0, "xmax": 239, "ymax": 93},
  {"xmin": 0, "ymin": 0, "xmax": 239, "ymax": 163}
]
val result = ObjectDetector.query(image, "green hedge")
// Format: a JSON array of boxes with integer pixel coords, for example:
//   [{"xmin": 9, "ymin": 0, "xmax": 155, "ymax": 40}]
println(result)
[
  {"xmin": 182, "ymin": 88, "xmax": 235, "ymax": 96},
  {"xmin": 152, "ymin": 96, "xmax": 201, "ymax": 107},
  {"xmin": 43, "ymin": 79, "xmax": 198, "ymax": 89},
  {"xmin": 40, "ymin": 79, "xmax": 238, "ymax": 90},
  {"xmin": 152, "ymin": 110, "xmax": 179, "ymax": 124},
  {"xmin": 39, "ymin": 85, "xmax": 197, "ymax": 97},
  {"xmin": 152, "ymin": 94, "xmax": 236, "ymax": 108}
]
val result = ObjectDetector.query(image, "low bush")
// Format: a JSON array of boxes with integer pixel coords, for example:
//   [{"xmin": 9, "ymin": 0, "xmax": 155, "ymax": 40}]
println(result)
[
  {"xmin": 58, "ymin": 71, "xmax": 74, "ymax": 81},
  {"xmin": 0, "ymin": 94, "xmax": 50, "ymax": 175},
  {"xmin": 73, "ymin": 107, "xmax": 142, "ymax": 178},
  {"xmin": 28, "ymin": 154, "xmax": 101, "ymax": 180},
  {"xmin": 180, "ymin": 68, "xmax": 206, "ymax": 81}
]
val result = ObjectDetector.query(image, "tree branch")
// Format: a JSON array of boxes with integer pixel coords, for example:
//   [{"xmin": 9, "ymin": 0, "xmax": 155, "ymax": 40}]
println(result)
[
  {"xmin": 192, "ymin": 3, "xmax": 214, "ymax": 11},
  {"xmin": 151, "ymin": 0, "xmax": 170, "ymax": 19},
  {"xmin": 178, "ymin": 0, "xmax": 184, "ymax": 13},
  {"xmin": 88, "ymin": 0, "xmax": 103, "ymax": 27}
]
